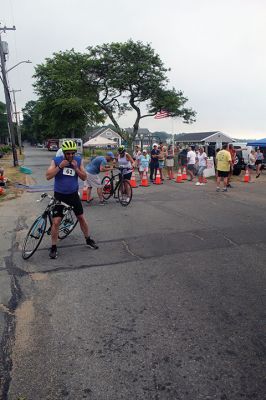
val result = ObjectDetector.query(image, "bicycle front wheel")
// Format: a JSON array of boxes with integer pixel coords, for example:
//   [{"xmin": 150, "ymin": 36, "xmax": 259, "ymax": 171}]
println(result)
[
  {"xmin": 58, "ymin": 209, "xmax": 78, "ymax": 240},
  {"xmin": 22, "ymin": 215, "xmax": 47, "ymax": 260},
  {"xmin": 118, "ymin": 180, "xmax": 132, "ymax": 206},
  {"xmin": 101, "ymin": 176, "xmax": 113, "ymax": 200}
]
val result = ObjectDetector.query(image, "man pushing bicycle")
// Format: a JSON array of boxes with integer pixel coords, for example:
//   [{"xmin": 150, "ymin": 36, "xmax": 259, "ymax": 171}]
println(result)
[{"xmin": 46, "ymin": 140, "xmax": 98, "ymax": 259}]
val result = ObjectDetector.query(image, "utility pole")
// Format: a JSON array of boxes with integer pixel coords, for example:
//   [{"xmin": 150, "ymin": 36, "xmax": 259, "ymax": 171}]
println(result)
[
  {"xmin": 10, "ymin": 89, "xmax": 22, "ymax": 155},
  {"xmin": 0, "ymin": 25, "xmax": 18, "ymax": 166}
]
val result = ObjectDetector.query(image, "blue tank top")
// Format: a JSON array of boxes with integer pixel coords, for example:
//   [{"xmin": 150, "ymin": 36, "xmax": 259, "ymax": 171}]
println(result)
[{"xmin": 54, "ymin": 155, "xmax": 81, "ymax": 194}]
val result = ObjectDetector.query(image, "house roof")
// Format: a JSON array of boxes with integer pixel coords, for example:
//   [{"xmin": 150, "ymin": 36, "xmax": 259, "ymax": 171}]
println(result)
[
  {"xmin": 83, "ymin": 125, "xmax": 120, "ymax": 142},
  {"xmin": 176, "ymin": 131, "xmax": 233, "ymax": 143},
  {"xmin": 176, "ymin": 132, "xmax": 220, "ymax": 142},
  {"xmin": 125, "ymin": 128, "xmax": 151, "ymax": 136}
]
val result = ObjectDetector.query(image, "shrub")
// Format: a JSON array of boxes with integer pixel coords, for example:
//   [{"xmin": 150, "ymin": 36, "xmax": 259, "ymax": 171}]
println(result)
[
  {"xmin": 83, "ymin": 149, "xmax": 109, "ymax": 158},
  {"xmin": 0, "ymin": 145, "xmax": 12, "ymax": 154}
]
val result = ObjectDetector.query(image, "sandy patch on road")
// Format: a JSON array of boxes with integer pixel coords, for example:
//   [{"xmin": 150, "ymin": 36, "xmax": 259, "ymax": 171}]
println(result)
[
  {"xmin": 14, "ymin": 299, "xmax": 35, "ymax": 351},
  {"xmin": 30, "ymin": 272, "xmax": 48, "ymax": 281}
]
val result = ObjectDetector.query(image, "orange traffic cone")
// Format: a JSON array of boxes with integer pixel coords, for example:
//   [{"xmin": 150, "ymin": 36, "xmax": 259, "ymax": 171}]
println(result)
[
  {"xmin": 154, "ymin": 169, "xmax": 162, "ymax": 185},
  {"xmin": 0, "ymin": 187, "xmax": 5, "ymax": 195},
  {"xmin": 175, "ymin": 168, "xmax": 183, "ymax": 183},
  {"xmin": 81, "ymin": 187, "xmax": 88, "ymax": 201},
  {"xmin": 244, "ymin": 168, "xmax": 250, "ymax": 183},
  {"xmin": 182, "ymin": 166, "xmax": 187, "ymax": 180},
  {"xmin": 130, "ymin": 170, "xmax": 138, "ymax": 188},
  {"xmin": 140, "ymin": 170, "xmax": 149, "ymax": 187}
]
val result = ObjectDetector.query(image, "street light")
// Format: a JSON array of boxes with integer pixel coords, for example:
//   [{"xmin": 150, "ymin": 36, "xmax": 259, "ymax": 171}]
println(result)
[
  {"xmin": 6, "ymin": 60, "xmax": 31, "ymax": 73},
  {"xmin": 0, "ymin": 25, "xmax": 32, "ymax": 166},
  {"xmin": 0, "ymin": 53, "xmax": 31, "ymax": 165}
]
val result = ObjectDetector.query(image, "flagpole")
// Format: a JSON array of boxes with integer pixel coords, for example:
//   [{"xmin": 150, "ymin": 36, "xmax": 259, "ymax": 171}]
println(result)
[{"xmin": 172, "ymin": 118, "xmax": 175, "ymax": 153}]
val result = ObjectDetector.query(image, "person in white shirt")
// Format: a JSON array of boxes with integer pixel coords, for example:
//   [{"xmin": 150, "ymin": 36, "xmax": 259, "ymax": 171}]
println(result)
[
  {"xmin": 248, "ymin": 150, "xmax": 256, "ymax": 182},
  {"xmin": 56, "ymin": 148, "xmax": 64, "ymax": 157},
  {"xmin": 195, "ymin": 147, "xmax": 207, "ymax": 185},
  {"xmin": 187, "ymin": 146, "xmax": 196, "ymax": 181}
]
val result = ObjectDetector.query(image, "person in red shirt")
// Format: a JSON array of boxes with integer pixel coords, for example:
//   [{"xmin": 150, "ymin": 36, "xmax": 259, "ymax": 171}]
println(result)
[{"xmin": 227, "ymin": 144, "xmax": 236, "ymax": 188}]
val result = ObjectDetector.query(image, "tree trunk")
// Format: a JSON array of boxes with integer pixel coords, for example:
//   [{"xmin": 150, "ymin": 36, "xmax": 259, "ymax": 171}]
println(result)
[
  {"xmin": 130, "ymin": 98, "xmax": 141, "ymax": 151},
  {"xmin": 99, "ymin": 103, "xmax": 126, "ymax": 141}
]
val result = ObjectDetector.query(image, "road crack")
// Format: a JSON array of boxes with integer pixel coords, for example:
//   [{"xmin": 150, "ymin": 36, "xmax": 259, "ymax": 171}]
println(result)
[
  {"xmin": 122, "ymin": 240, "xmax": 142, "ymax": 260},
  {"xmin": 0, "ymin": 217, "xmax": 25, "ymax": 400}
]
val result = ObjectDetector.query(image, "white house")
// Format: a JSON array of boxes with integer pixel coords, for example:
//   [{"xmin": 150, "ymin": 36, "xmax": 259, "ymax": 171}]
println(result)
[{"xmin": 83, "ymin": 125, "xmax": 122, "ymax": 147}]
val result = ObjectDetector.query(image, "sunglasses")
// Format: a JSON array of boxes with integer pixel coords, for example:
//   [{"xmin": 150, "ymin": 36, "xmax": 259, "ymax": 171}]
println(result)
[{"xmin": 65, "ymin": 152, "xmax": 76, "ymax": 156}]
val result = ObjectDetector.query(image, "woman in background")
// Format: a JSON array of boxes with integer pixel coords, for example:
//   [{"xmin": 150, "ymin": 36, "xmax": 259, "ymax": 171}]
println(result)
[
  {"xmin": 139, "ymin": 149, "xmax": 150, "ymax": 180},
  {"xmin": 166, "ymin": 144, "xmax": 175, "ymax": 179},
  {"xmin": 248, "ymin": 149, "xmax": 256, "ymax": 182},
  {"xmin": 255, "ymin": 147, "xmax": 263, "ymax": 178}
]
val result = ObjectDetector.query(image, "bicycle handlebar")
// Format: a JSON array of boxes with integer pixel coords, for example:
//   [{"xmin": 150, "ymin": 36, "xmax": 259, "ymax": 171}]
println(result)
[
  {"xmin": 115, "ymin": 166, "xmax": 132, "ymax": 170},
  {"xmin": 37, "ymin": 192, "xmax": 73, "ymax": 210}
]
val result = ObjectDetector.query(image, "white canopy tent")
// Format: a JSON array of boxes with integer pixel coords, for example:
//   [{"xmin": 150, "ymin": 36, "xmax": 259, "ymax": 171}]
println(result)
[{"xmin": 83, "ymin": 136, "xmax": 117, "ymax": 147}]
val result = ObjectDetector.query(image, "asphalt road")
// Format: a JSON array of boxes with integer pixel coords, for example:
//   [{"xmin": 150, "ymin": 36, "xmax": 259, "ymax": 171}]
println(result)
[{"xmin": 1, "ymin": 146, "xmax": 266, "ymax": 400}]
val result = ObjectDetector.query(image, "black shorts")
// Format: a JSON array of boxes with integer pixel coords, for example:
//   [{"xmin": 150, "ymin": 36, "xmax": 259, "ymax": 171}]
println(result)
[
  {"xmin": 187, "ymin": 164, "xmax": 196, "ymax": 173},
  {"xmin": 122, "ymin": 172, "xmax": 132, "ymax": 181},
  {"xmin": 217, "ymin": 170, "xmax": 229, "ymax": 178},
  {"xmin": 248, "ymin": 164, "xmax": 256, "ymax": 170},
  {"xmin": 53, "ymin": 191, "xmax": 83, "ymax": 218},
  {"xmin": 255, "ymin": 160, "xmax": 262, "ymax": 165}
]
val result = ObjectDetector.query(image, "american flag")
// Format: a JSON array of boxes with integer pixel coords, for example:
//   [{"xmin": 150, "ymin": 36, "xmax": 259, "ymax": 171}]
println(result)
[{"xmin": 154, "ymin": 110, "xmax": 170, "ymax": 119}]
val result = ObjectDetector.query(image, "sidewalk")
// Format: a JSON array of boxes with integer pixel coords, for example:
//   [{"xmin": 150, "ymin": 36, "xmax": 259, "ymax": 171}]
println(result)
[{"xmin": 0, "ymin": 193, "xmax": 26, "ymax": 395}]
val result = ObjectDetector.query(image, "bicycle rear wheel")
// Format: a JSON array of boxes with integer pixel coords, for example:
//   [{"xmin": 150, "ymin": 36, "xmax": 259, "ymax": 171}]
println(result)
[
  {"xmin": 58, "ymin": 208, "xmax": 78, "ymax": 239},
  {"xmin": 118, "ymin": 180, "xmax": 132, "ymax": 206},
  {"xmin": 101, "ymin": 176, "xmax": 113, "ymax": 200},
  {"xmin": 22, "ymin": 215, "xmax": 47, "ymax": 260}
]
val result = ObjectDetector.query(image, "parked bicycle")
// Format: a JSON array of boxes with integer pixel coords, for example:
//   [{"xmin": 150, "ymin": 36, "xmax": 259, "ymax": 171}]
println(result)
[
  {"xmin": 22, "ymin": 193, "xmax": 78, "ymax": 260},
  {"xmin": 101, "ymin": 167, "xmax": 133, "ymax": 206}
]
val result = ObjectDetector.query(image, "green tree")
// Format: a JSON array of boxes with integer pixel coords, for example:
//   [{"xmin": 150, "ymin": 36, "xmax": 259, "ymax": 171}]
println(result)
[
  {"xmin": 83, "ymin": 40, "xmax": 196, "ymax": 147},
  {"xmin": 33, "ymin": 50, "xmax": 105, "ymax": 138},
  {"xmin": 21, "ymin": 100, "xmax": 47, "ymax": 144},
  {"xmin": 0, "ymin": 101, "xmax": 9, "ymax": 144},
  {"xmin": 33, "ymin": 42, "xmax": 196, "ymax": 149}
]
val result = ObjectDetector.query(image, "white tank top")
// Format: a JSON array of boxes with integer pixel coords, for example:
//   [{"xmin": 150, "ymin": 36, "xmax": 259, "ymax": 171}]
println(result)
[{"xmin": 118, "ymin": 153, "xmax": 132, "ymax": 173}]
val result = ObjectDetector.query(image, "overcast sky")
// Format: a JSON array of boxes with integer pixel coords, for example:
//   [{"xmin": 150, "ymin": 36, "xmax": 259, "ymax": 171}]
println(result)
[{"xmin": 1, "ymin": 0, "xmax": 266, "ymax": 139}]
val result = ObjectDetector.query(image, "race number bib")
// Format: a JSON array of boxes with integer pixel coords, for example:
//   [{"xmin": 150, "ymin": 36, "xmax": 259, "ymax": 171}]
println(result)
[{"xmin": 63, "ymin": 167, "xmax": 75, "ymax": 177}]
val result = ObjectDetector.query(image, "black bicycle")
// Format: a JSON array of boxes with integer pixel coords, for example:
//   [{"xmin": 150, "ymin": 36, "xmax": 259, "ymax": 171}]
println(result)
[
  {"xmin": 101, "ymin": 167, "xmax": 133, "ymax": 206},
  {"xmin": 22, "ymin": 193, "xmax": 78, "ymax": 260}
]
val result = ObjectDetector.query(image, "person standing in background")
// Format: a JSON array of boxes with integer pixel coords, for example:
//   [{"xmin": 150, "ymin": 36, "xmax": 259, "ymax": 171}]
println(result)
[
  {"xmin": 255, "ymin": 147, "xmax": 264, "ymax": 178},
  {"xmin": 227, "ymin": 144, "xmax": 236, "ymax": 188},
  {"xmin": 248, "ymin": 150, "xmax": 256, "ymax": 182},
  {"xmin": 166, "ymin": 144, "xmax": 175, "ymax": 179},
  {"xmin": 216, "ymin": 143, "xmax": 232, "ymax": 192},
  {"xmin": 133, "ymin": 145, "xmax": 141, "ymax": 173},
  {"xmin": 139, "ymin": 149, "xmax": 150, "ymax": 180},
  {"xmin": 195, "ymin": 147, "xmax": 207, "ymax": 186},
  {"xmin": 150, "ymin": 143, "xmax": 160, "ymax": 182},
  {"xmin": 158, "ymin": 145, "xmax": 167, "ymax": 180},
  {"xmin": 187, "ymin": 146, "xmax": 196, "ymax": 181}
]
